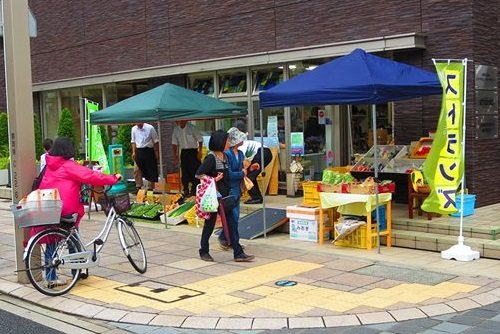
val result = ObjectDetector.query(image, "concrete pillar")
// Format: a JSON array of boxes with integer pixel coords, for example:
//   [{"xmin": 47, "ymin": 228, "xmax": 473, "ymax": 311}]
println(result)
[{"xmin": 2, "ymin": 0, "xmax": 36, "ymax": 283}]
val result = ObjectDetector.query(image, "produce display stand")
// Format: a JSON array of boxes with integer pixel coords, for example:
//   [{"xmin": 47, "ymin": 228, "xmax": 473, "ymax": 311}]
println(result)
[
  {"xmin": 350, "ymin": 171, "xmax": 408, "ymax": 203},
  {"xmin": 351, "ymin": 145, "xmax": 425, "ymax": 204},
  {"xmin": 319, "ymin": 192, "xmax": 392, "ymax": 250}
]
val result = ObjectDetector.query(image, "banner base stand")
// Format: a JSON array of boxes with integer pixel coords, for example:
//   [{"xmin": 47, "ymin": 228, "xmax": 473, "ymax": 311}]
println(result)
[{"xmin": 441, "ymin": 241, "xmax": 480, "ymax": 262}]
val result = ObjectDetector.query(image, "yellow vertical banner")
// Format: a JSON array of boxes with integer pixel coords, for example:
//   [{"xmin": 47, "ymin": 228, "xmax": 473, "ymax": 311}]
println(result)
[{"xmin": 422, "ymin": 62, "xmax": 465, "ymax": 214}]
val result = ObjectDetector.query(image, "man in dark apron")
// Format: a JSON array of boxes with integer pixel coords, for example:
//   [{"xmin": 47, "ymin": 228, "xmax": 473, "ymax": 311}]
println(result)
[
  {"xmin": 131, "ymin": 123, "xmax": 159, "ymax": 190},
  {"xmin": 172, "ymin": 121, "xmax": 203, "ymax": 196}
]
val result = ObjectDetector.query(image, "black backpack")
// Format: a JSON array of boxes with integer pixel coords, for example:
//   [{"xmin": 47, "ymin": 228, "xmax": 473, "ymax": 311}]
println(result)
[{"xmin": 31, "ymin": 166, "xmax": 47, "ymax": 191}]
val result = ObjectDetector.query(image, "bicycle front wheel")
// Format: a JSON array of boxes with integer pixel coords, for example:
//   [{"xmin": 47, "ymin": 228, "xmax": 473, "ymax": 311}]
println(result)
[
  {"xmin": 117, "ymin": 217, "xmax": 147, "ymax": 273},
  {"xmin": 25, "ymin": 228, "xmax": 82, "ymax": 296}
]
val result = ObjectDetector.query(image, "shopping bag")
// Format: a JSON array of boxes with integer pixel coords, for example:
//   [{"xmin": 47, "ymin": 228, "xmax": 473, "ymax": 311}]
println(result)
[
  {"xmin": 195, "ymin": 177, "xmax": 212, "ymax": 219},
  {"xmin": 200, "ymin": 178, "xmax": 219, "ymax": 212},
  {"xmin": 241, "ymin": 176, "xmax": 254, "ymax": 192}
]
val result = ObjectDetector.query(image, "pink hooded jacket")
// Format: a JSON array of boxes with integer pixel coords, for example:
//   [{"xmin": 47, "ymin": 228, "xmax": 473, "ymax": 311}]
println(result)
[{"xmin": 39, "ymin": 155, "xmax": 119, "ymax": 226}]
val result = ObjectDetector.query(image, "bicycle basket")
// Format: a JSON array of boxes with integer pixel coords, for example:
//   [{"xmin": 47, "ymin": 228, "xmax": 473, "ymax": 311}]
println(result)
[
  {"xmin": 11, "ymin": 200, "xmax": 63, "ymax": 228},
  {"xmin": 106, "ymin": 192, "xmax": 131, "ymax": 215}
]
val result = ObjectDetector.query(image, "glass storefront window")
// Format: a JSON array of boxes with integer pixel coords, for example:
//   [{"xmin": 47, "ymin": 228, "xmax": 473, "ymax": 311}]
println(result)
[
  {"xmin": 42, "ymin": 91, "xmax": 59, "ymax": 140},
  {"xmin": 218, "ymin": 101, "xmax": 248, "ymax": 133},
  {"xmin": 288, "ymin": 60, "xmax": 323, "ymax": 78},
  {"xmin": 351, "ymin": 103, "xmax": 393, "ymax": 153},
  {"xmin": 106, "ymin": 83, "xmax": 137, "ymax": 107},
  {"xmin": 105, "ymin": 84, "xmax": 118, "ymax": 106},
  {"xmin": 252, "ymin": 67, "xmax": 283, "ymax": 94},
  {"xmin": 291, "ymin": 106, "xmax": 326, "ymax": 154},
  {"xmin": 189, "ymin": 74, "xmax": 215, "ymax": 95},
  {"xmin": 82, "ymin": 85, "xmax": 103, "ymax": 108},
  {"xmin": 193, "ymin": 119, "xmax": 216, "ymax": 137},
  {"xmin": 252, "ymin": 101, "xmax": 283, "ymax": 142},
  {"xmin": 219, "ymin": 71, "xmax": 247, "ymax": 95},
  {"xmin": 60, "ymin": 88, "xmax": 82, "ymax": 144}
]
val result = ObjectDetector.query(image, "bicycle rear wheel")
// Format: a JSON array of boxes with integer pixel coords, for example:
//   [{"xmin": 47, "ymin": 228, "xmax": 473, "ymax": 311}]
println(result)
[
  {"xmin": 117, "ymin": 217, "xmax": 147, "ymax": 273},
  {"xmin": 25, "ymin": 228, "xmax": 82, "ymax": 296}
]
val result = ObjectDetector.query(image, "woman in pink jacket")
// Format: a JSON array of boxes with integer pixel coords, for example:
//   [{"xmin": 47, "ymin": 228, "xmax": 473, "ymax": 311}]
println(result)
[
  {"xmin": 38, "ymin": 137, "xmax": 121, "ymax": 227},
  {"xmin": 33, "ymin": 137, "xmax": 121, "ymax": 285}
]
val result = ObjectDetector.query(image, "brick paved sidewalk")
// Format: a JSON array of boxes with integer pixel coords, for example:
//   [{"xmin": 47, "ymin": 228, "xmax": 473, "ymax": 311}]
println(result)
[{"xmin": 0, "ymin": 199, "xmax": 499, "ymax": 331}]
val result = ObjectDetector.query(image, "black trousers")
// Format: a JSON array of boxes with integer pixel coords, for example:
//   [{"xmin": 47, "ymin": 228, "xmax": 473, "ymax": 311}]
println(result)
[
  {"xmin": 180, "ymin": 148, "xmax": 201, "ymax": 194},
  {"xmin": 199, "ymin": 202, "xmax": 243, "ymax": 258},
  {"xmin": 247, "ymin": 147, "xmax": 272, "ymax": 200},
  {"xmin": 136, "ymin": 147, "xmax": 158, "ymax": 183}
]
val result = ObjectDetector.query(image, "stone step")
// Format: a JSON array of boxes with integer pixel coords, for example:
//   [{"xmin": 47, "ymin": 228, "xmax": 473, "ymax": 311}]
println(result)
[
  {"xmin": 392, "ymin": 217, "xmax": 500, "ymax": 241},
  {"xmin": 0, "ymin": 186, "xmax": 12, "ymax": 200},
  {"xmin": 392, "ymin": 229, "xmax": 500, "ymax": 259}
]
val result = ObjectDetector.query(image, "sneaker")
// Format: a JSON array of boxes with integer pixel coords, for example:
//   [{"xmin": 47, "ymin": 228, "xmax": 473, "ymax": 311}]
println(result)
[
  {"xmin": 218, "ymin": 239, "xmax": 230, "ymax": 251},
  {"xmin": 244, "ymin": 198, "xmax": 263, "ymax": 205},
  {"xmin": 234, "ymin": 253, "xmax": 255, "ymax": 262},
  {"xmin": 48, "ymin": 278, "xmax": 67, "ymax": 287},
  {"xmin": 200, "ymin": 253, "xmax": 214, "ymax": 262}
]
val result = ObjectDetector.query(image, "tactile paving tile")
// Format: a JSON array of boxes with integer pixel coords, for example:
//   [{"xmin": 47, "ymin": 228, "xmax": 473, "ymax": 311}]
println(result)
[{"xmin": 353, "ymin": 264, "xmax": 455, "ymax": 285}]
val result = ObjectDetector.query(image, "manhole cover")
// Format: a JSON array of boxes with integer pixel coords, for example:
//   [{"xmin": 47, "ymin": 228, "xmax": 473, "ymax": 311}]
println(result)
[{"xmin": 115, "ymin": 280, "xmax": 204, "ymax": 303}]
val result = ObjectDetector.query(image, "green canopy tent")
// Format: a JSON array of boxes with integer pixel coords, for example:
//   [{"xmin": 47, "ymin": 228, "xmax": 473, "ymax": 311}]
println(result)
[
  {"xmin": 90, "ymin": 83, "xmax": 246, "ymax": 200},
  {"xmin": 90, "ymin": 83, "xmax": 246, "ymax": 124}
]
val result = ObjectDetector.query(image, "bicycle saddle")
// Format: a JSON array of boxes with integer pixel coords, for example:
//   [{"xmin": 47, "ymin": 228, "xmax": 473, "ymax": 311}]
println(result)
[{"xmin": 60, "ymin": 213, "xmax": 78, "ymax": 224}]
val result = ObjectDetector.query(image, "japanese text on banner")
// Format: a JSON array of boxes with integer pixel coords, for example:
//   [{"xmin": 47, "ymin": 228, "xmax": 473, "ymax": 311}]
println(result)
[{"xmin": 422, "ymin": 62, "xmax": 464, "ymax": 214}]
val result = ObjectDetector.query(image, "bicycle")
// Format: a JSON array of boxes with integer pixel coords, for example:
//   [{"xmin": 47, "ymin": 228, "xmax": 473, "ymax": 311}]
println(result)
[{"xmin": 19, "ymin": 187, "xmax": 147, "ymax": 296}]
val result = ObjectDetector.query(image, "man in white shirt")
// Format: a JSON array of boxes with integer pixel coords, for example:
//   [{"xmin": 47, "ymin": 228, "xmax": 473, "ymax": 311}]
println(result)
[
  {"xmin": 239, "ymin": 139, "xmax": 272, "ymax": 204},
  {"xmin": 172, "ymin": 120, "xmax": 203, "ymax": 196},
  {"xmin": 131, "ymin": 123, "xmax": 160, "ymax": 190}
]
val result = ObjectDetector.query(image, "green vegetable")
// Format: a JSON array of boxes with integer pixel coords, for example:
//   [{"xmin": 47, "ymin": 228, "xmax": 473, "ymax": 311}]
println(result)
[{"xmin": 167, "ymin": 201, "xmax": 195, "ymax": 217}]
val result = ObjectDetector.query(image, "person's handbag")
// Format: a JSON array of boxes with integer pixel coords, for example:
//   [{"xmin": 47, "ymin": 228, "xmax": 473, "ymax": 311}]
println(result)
[
  {"xmin": 31, "ymin": 166, "xmax": 47, "ymax": 191},
  {"xmin": 220, "ymin": 195, "xmax": 237, "ymax": 212},
  {"xmin": 241, "ymin": 176, "xmax": 254, "ymax": 192},
  {"xmin": 200, "ymin": 177, "xmax": 219, "ymax": 212}
]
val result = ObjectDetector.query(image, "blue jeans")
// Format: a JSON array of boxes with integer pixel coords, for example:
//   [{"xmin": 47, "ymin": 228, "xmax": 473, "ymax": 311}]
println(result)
[
  {"xmin": 219, "ymin": 189, "xmax": 241, "ymax": 247},
  {"xmin": 45, "ymin": 243, "xmax": 57, "ymax": 281}
]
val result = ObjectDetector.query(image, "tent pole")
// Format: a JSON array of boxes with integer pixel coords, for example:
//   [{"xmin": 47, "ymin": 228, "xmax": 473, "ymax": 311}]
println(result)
[
  {"xmin": 157, "ymin": 120, "xmax": 168, "ymax": 229},
  {"xmin": 371, "ymin": 104, "xmax": 381, "ymax": 254},
  {"xmin": 347, "ymin": 105, "xmax": 353, "ymax": 163},
  {"xmin": 260, "ymin": 108, "xmax": 267, "ymax": 238},
  {"xmin": 83, "ymin": 98, "xmax": 88, "ymax": 160}
]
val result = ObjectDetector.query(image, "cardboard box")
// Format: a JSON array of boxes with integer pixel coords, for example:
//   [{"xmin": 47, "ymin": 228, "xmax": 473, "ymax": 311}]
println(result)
[
  {"xmin": 286, "ymin": 205, "xmax": 327, "ymax": 220},
  {"xmin": 154, "ymin": 177, "xmax": 167, "ymax": 192},
  {"xmin": 289, "ymin": 218, "xmax": 330, "ymax": 242}
]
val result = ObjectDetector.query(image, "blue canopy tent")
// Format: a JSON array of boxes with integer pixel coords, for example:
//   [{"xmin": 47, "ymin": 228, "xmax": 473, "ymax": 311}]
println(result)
[
  {"xmin": 259, "ymin": 48, "xmax": 442, "ymax": 250},
  {"xmin": 260, "ymin": 48, "xmax": 442, "ymax": 107}
]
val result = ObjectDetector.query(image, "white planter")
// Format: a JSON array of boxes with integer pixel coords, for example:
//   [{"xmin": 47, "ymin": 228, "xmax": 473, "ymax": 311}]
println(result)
[{"xmin": 0, "ymin": 169, "xmax": 8, "ymax": 186}]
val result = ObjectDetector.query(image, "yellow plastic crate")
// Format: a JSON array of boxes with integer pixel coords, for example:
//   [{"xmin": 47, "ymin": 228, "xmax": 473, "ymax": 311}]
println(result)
[
  {"xmin": 184, "ymin": 205, "xmax": 204, "ymax": 227},
  {"xmin": 302, "ymin": 181, "xmax": 321, "ymax": 207},
  {"xmin": 334, "ymin": 223, "xmax": 378, "ymax": 249},
  {"xmin": 328, "ymin": 166, "xmax": 353, "ymax": 174}
]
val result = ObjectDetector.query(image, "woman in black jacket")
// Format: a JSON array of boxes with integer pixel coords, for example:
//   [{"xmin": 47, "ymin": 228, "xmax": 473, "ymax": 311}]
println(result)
[{"xmin": 196, "ymin": 130, "xmax": 254, "ymax": 262}]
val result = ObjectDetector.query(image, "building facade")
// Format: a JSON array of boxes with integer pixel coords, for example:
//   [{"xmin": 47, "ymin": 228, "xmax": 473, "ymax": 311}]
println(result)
[{"xmin": 0, "ymin": 0, "xmax": 498, "ymax": 205}]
